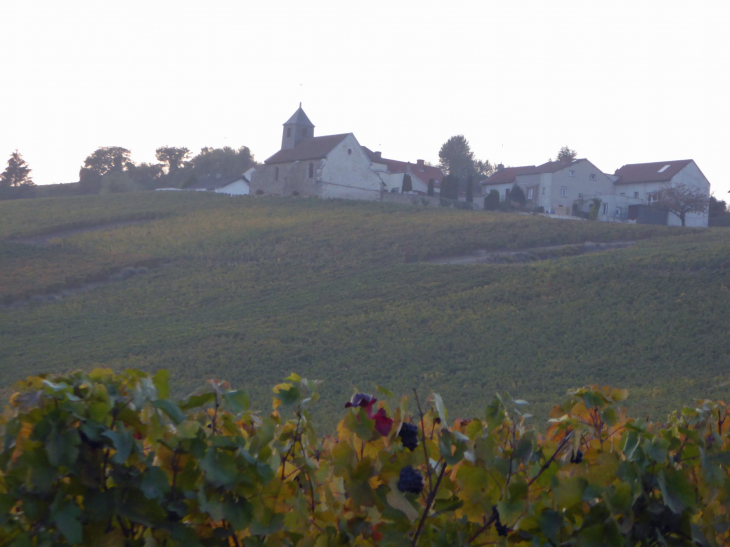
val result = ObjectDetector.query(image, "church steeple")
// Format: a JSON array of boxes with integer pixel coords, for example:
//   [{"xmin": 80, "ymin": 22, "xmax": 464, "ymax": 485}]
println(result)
[{"xmin": 281, "ymin": 104, "xmax": 315, "ymax": 150}]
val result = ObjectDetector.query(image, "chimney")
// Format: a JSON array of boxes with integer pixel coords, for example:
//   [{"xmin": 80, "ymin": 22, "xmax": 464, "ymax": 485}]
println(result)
[
  {"xmin": 417, "ymin": 159, "xmax": 425, "ymax": 167},
  {"xmin": 497, "ymin": 163, "xmax": 504, "ymax": 171},
  {"xmin": 374, "ymin": 151, "xmax": 382, "ymax": 160}
]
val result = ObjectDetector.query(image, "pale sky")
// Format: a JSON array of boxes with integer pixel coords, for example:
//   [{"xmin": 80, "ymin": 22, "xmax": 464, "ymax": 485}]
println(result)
[{"xmin": 2, "ymin": 0, "xmax": 729, "ymax": 196}]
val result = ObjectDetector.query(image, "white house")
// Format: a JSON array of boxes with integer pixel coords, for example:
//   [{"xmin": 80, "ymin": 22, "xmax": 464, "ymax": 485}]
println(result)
[
  {"xmin": 612, "ymin": 160, "xmax": 710, "ymax": 227},
  {"xmin": 481, "ymin": 157, "xmax": 710, "ymax": 226},
  {"xmin": 250, "ymin": 106, "xmax": 442, "ymax": 200},
  {"xmin": 481, "ymin": 159, "xmax": 630, "ymax": 220},
  {"xmin": 184, "ymin": 174, "xmax": 250, "ymax": 195}
]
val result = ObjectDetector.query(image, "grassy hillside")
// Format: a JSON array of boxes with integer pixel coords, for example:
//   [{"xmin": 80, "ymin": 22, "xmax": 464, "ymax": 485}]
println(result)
[{"xmin": 1, "ymin": 192, "xmax": 729, "ymax": 428}]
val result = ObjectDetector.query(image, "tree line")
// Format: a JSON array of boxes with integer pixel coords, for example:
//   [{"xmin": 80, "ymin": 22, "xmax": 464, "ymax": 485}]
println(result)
[{"xmin": 0, "ymin": 146, "xmax": 258, "ymax": 200}]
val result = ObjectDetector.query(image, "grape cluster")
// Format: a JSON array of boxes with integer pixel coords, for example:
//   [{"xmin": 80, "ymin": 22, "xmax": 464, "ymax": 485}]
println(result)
[
  {"xmin": 398, "ymin": 423, "xmax": 419, "ymax": 451},
  {"xmin": 492, "ymin": 506, "xmax": 509, "ymax": 537},
  {"xmin": 570, "ymin": 449, "xmax": 584, "ymax": 464},
  {"xmin": 397, "ymin": 466, "xmax": 424, "ymax": 495}
]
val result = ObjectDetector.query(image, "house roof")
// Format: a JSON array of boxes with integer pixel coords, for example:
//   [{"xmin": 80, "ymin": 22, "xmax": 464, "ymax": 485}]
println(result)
[
  {"xmin": 481, "ymin": 165, "xmax": 536, "ymax": 186},
  {"xmin": 283, "ymin": 106, "xmax": 314, "ymax": 127},
  {"xmin": 362, "ymin": 147, "xmax": 444, "ymax": 186},
  {"xmin": 613, "ymin": 160, "xmax": 694, "ymax": 185},
  {"xmin": 481, "ymin": 159, "xmax": 586, "ymax": 186},
  {"xmin": 264, "ymin": 134, "xmax": 350, "ymax": 164},
  {"xmin": 185, "ymin": 174, "xmax": 247, "ymax": 191}
]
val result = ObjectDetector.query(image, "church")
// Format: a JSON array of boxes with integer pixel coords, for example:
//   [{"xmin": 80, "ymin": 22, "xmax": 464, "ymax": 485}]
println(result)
[{"xmin": 250, "ymin": 106, "xmax": 443, "ymax": 200}]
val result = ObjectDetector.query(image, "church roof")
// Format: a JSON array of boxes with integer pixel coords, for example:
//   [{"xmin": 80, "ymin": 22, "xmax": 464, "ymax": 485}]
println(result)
[
  {"xmin": 283, "ymin": 106, "xmax": 315, "ymax": 127},
  {"xmin": 264, "ymin": 134, "xmax": 349, "ymax": 164}
]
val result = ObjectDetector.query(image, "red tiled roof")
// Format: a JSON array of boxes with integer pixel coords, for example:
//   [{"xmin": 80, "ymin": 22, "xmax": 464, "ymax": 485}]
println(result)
[
  {"xmin": 481, "ymin": 165, "xmax": 535, "ymax": 186},
  {"xmin": 264, "ymin": 134, "xmax": 349, "ymax": 164},
  {"xmin": 481, "ymin": 159, "xmax": 585, "ymax": 186},
  {"xmin": 613, "ymin": 160, "xmax": 694, "ymax": 185},
  {"xmin": 362, "ymin": 147, "xmax": 444, "ymax": 187}
]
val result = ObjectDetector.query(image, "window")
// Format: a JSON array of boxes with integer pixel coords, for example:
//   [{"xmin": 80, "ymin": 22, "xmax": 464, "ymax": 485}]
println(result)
[
  {"xmin": 542, "ymin": 187, "xmax": 545, "ymax": 195},
  {"xmin": 275, "ymin": 167, "xmax": 279, "ymax": 181},
  {"xmin": 615, "ymin": 207, "xmax": 622, "ymax": 217},
  {"xmin": 302, "ymin": 128, "xmax": 308, "ymax": 137},
  {"xmin": 648, "ymin": 192, "xmax": 658, "ymax": 204},
  {"xmin": 578, "ymin": 192, "xmax": 583, "ymax": 198},
  {"xmin": 526, "ymin": 188, "xmax": 533, "ymax": 200},
  {"xmin": 348, "ymin": 149, "xmax": 352, "ymax": 155},
  {"xmin": 308, "ymin": 162, "xmax": 313, "ymax": 178},
  {"xmin": 505, "ymin": 188, "xmax": 511, "ymax": 198},
  {"xmin": 286, "ymin": 127, "xmax": 291, "ymax": 138},
  {"xmin": 620, "ymin": 192, "xmax": 625, "ymax": 196},
  {"xmin": 634, "ymin": 191, "xmax": 640, "ymax": 198},
  {"xmin": 569, "ymin": 170, "xmax": 575, "ymax": 177},
  {"xmin": 657, "ymin": 165, "xmax": 671, "ymax": 173},
  {"xmin": 602, "ymin": 203, "xmax": 608, "ymax": 215},
  {"xmin": 590, "ymin": 174, "xmax": 596, "ymax": 180},
  {"xmin": 560, "ymin": 186, "xmax": 567, "ymax": 197}
]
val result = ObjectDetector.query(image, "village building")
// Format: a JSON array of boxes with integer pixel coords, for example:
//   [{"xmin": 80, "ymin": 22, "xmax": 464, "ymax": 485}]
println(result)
[
  {"xmin": 250, "ymin": 106, "xmax": 443, "ymax": 199},
  {"xmin": 481, "ymin": 158, "xmax": 710, "ymax": 226}
]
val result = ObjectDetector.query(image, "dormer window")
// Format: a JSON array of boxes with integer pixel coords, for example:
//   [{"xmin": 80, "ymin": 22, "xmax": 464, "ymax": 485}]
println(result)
[{"xmin": 286, "ymin": 127, "xmax": 291, "ymax": 138}]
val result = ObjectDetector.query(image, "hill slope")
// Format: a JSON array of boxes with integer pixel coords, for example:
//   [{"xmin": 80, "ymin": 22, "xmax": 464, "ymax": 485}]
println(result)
[{"xmin": 1, "ymin": 193, "xmax": 729, "ymax": 427}]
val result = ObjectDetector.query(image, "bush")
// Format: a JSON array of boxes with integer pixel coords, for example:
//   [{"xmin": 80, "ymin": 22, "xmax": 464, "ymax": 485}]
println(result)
[
  {"xmin": 484, "ymin": 189, "xmax": 500, "ymax": 211},
  {"xmin": 1, "ymin": 369, "xmax": 729, "ymax": 546}
]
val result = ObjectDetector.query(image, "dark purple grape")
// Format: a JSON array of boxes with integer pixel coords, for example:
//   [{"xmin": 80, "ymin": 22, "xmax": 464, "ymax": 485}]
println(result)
[
  {"xmin": 397, "ymin": 466, "xmax": 424, "ymax": 495},
  {"xmin": 398, "ymin": 423, "xmax": 419, "ymax": 451}
]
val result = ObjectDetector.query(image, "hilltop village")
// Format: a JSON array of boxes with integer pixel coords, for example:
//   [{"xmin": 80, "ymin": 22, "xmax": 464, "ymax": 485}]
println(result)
[{"xmin": 244, "ymin": 106, "xmax": 711, "ymax": 227}]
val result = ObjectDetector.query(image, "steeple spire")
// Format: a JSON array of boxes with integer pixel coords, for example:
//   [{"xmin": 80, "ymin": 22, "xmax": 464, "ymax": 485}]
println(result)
[{"xmin": 281, "ymin": 105, "xmax": 315, "ymax": 150}]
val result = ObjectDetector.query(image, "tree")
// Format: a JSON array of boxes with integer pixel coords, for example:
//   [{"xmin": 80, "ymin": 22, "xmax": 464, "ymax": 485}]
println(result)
[
  {"xmin": 79, "ymin": 146, "xmax": 133, "ymax": 193},
  {"xmin": 427, "ymin": 178, "xmax": 435, "ymax": 196},
  {"xmin": 556, "ymin": 146, "xmax": 577, "ymax": 163},
  {"xmin": 156, "ymin": 146, "xmax": 190, "ymax": 174},
  {"xmin": 484, "ymin": 189, "xmax": 500, "ymax": 210},
  {"xmin": 465, "ymin": 175, "xmax": 473, "ymax": 203},
  {"xmin": 509, "ymin": 183, "xmax": 526, "ymax": 207},
  {"xmin": 440, "ymin": 173, "xmax": 459, "ymax": 200},
  {"xmin": 401, "ymin": 173, "xmax": 412, "ymax": 193},
  {"xmin": 438, "ymin": 135, "xmax": 475, "ymax": 182},
  {"xmin": 656, "ymin": 182, "xmax": 709, "ymax": 226},
  {"xmin": 474, "ymin": 159, "xmax": 495, "ymax": 180},
  {"xmin": 128, "ymin": 162, "xmax": 164, "ymax": 190},
  {"xmin": 0, "ymin": 150, "xmax": 34, "ymax": 188},
  {"xmin": 709, "ymin": 195, "xmax": 728, "ymax": 217}
]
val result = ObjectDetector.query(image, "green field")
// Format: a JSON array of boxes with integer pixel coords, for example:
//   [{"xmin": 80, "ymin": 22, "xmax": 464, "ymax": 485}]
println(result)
[{"xmin": 1, "ymin": 192, "xmax": 729, "ymax": 428}]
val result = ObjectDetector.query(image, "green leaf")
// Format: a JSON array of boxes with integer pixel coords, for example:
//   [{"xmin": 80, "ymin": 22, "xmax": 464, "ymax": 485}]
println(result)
[
  {"xmin": 153, "ymin": 369, "xmax": 171, "ymax": 400},
  {"xmin": 376, "ymin": 385, "xmax": 394, "ymax": 398},
  {"xmin": 223, "ymin": 496, "xmax": 253, "ymax": 530},
  {"xmin": 53, "ymin": 501, "xmax": 83, "ymax": 544},
  {"xmin": 46, "ymin": 427, "xmax": 80, "ymax": 467},
  {"xmin": 179, "ymin": 392, "xmax": 215, "ymax": 411},
  {"xmin": 537, "ymin": 509, "xmax": 563, "ymax": 543},
  {"xmin": 273, "ymin": 383, "xmax": 301, "ymax": 407},
  {"xmin": 658, "ymin": 467, "xmax": 696, "ymax": 514},
  {"xmin": 554, "ymin": 476, "xmax": 587, "ymax": 509},
  {"xmin": 101, "ymin": 423, "xmax": 133, "ymax": 464},
  {"xmin": 224, "ymin": 390, "xmax": 249, "ymax": 413},
  {"xmin": 154, "ymin": 399, "xmax": 186, "ymax": 425},
  {"xmin": 345, "ymin": 407, "xmax": 375, "ymax": 441},
  {"xmin": 513, "ymin": 435, "xmax": 534, "ymax": 465},
  {"xmin": 140, "ymin": 467, "xmax": 170, "ymax": 500},
  {"xmin": 200, "ymin": 447, "xmax": 238, "ymax": 488},
  {"xmin": 433, "ymin": 393, "xmax": 448, "ymax": 423},
  {"xmin": 386, "ymin": 476, "xmax": 419, "ymax": 522},
  {"xmin": 438, "ymin": 430, "xmax": 465, "ymax": 465},
  {"xmin": 605, "ymin": 482, "xmax": 633, "ymax": 514},
  {"xmin": 622, "ymin": 430, "xmax": 641, "ymax": 461}
]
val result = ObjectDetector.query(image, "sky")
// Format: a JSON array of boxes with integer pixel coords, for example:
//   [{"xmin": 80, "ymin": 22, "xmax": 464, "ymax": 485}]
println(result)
[{"xmin": 1, "ymin": 0, "xmax": 729, "ymax": 196}]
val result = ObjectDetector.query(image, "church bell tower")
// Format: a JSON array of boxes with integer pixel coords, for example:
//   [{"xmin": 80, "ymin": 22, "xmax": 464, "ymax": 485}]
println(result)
[{"xmin": 281, "ymin": 104, "xmax": 315, "ymax": 150}]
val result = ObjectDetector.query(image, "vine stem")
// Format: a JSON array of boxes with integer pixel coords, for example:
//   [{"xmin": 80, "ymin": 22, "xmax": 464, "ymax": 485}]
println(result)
[
  {"xmin": 412, "ymin": 389, "xmax": 433, "ymax": 493},
  {"xmin": 411, "ymin": 459, "xmax": 447, "ymax": 547},
  {"xmin": 527, "ymin": 430, "xmax": 573, "ymax": 487},
  {"xmin": 466, "ymin": 512, "xmax": 498, "ymax": 544}
]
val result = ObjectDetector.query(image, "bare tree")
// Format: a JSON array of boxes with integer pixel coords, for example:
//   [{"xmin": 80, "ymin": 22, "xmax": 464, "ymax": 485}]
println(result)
[{"xmin": 656, "ymin": 182, "xmax": 709, "ymax": 226}]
